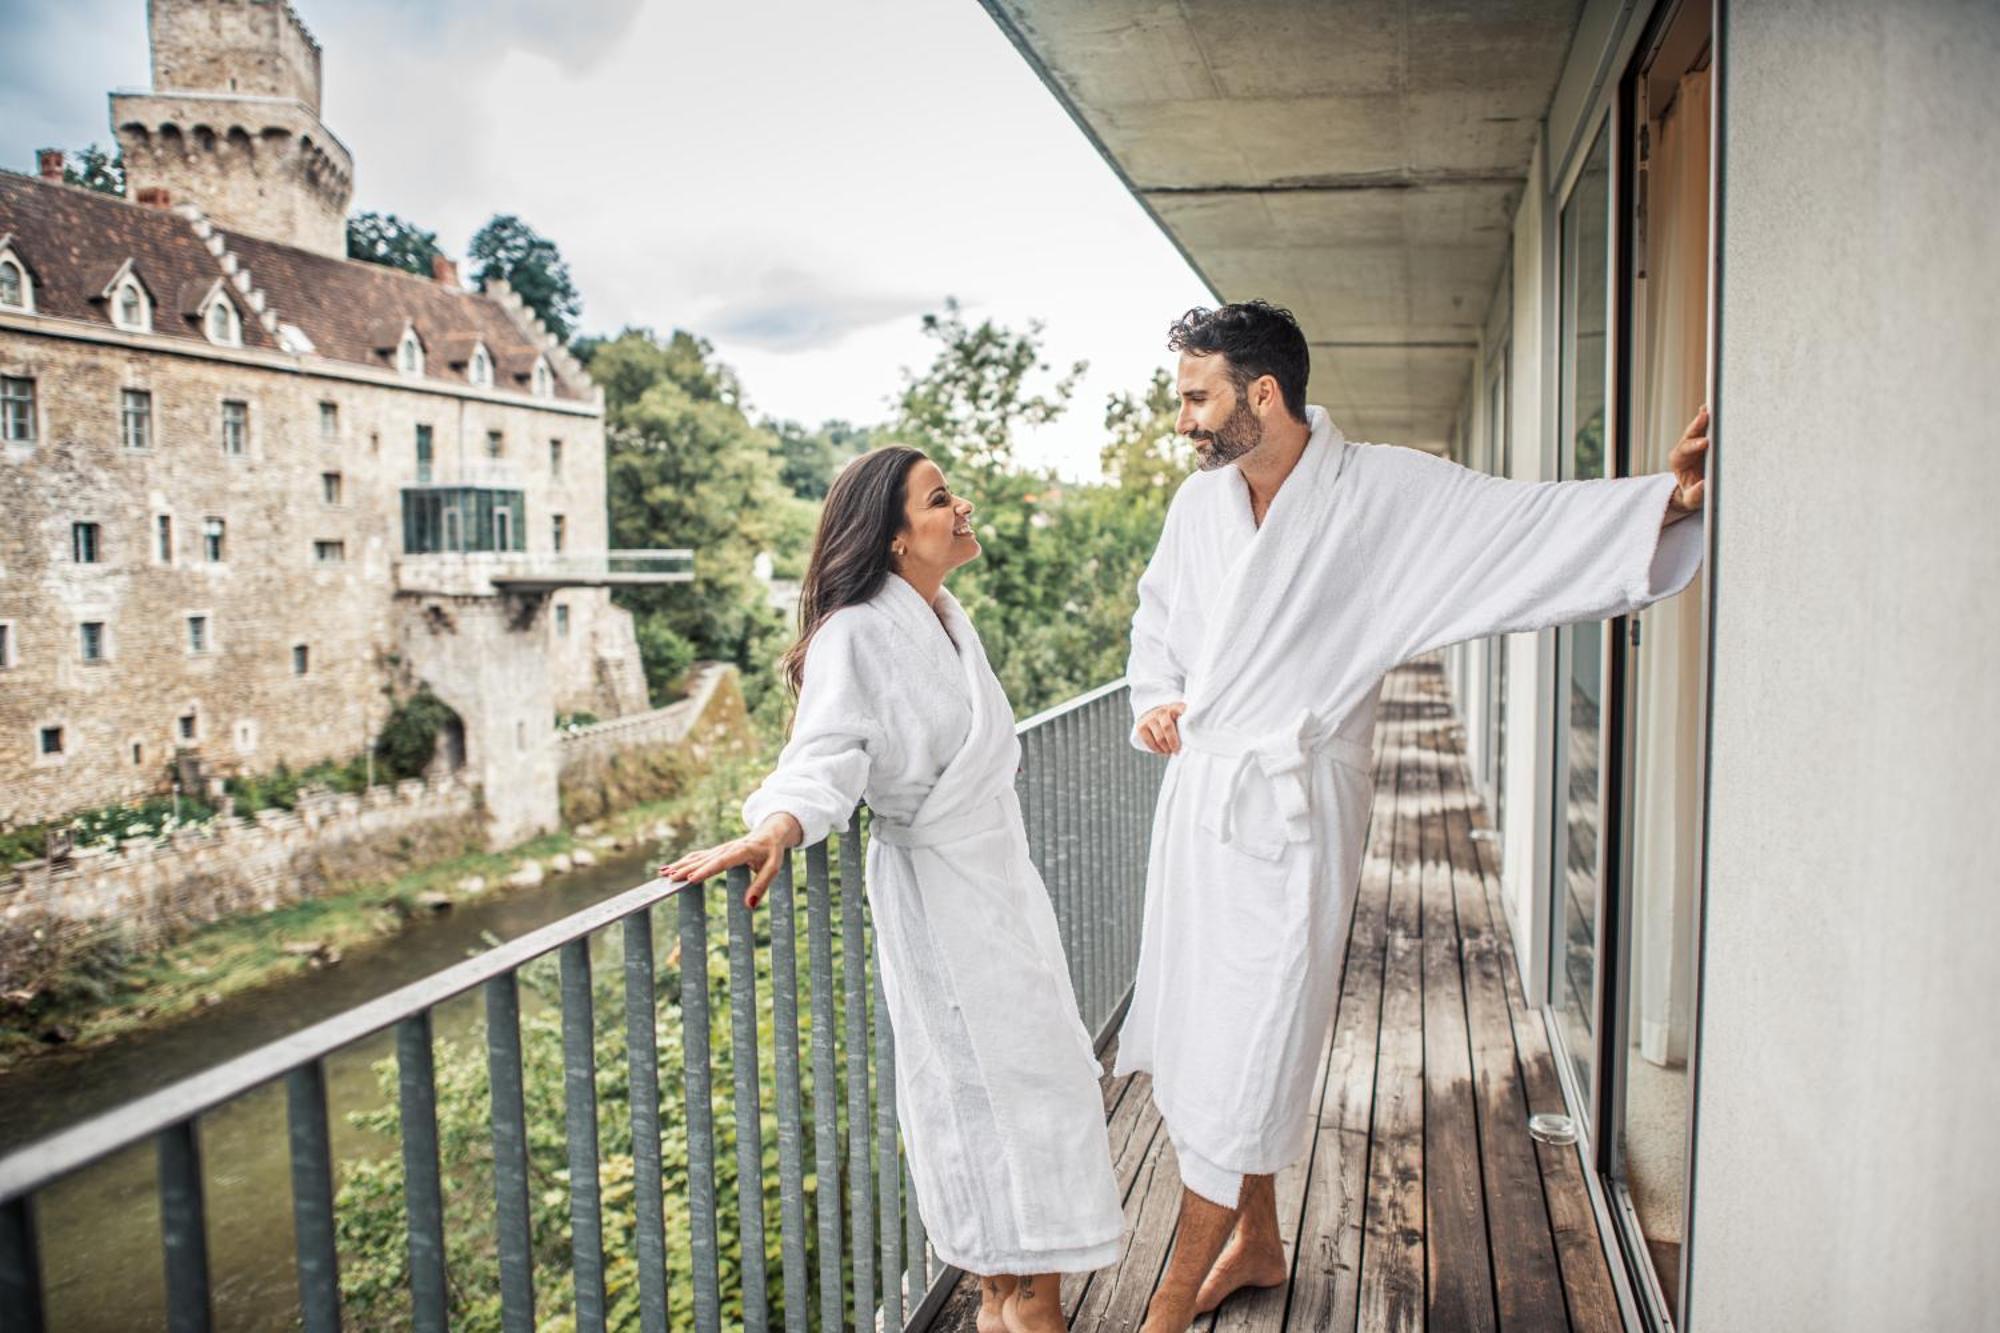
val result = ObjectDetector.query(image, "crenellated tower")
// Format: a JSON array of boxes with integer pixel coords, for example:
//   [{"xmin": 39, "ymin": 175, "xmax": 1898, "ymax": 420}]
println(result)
[{"xmin": 111, "ymin": 0, "xmax": 353, "ymax": 256}]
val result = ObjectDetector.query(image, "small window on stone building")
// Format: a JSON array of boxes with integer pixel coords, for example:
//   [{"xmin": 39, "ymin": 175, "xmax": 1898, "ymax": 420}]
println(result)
[
  {"xmin": 79, "ymin": 621, "xmax": 106, "ymax": 663},
  {"xmin": 157, "ymin": 514, "xmax": 173, "ymax": 564},
  {"xmin": 221, "ymin": 399, "xmax": 247, "ymax": 455},
  {"xmin": 486, "ymin": 430, "xmax": 503, "ymax": 459},
  {"xmin": 0, "ymin": 257, "xmax": 29, "ymax": 311},
  {"xmin": 321, "ymin": 471, "xmax": 343, "ymax": 505},
  {"xmin": 204, "ymin": 294, "xmax": 241, "ymax": 348},
  {"xmin": 319, "ymin": 401, "xmax": 338, "ymax": 439},
  {"xmin": 40, "ymin": 725, "xmax": 64, "ymax": 756},
  {"xmin": 415, "ymin": 424, "xmax": 433, "ymax": 482},
  {"xmin": 469, "ymin": 344, "xmax": 493, "ymax": 388},
  {"xmin": 72, "ymin": 522, "xmax": 101, "ymax": 564},
  {"xmin": 131, "ymin": 741, "xmax": 144, "ymax": 766},
  {"xmin": 293, "ymin": 643, "xmax": 309, "ymax": 675},
  {"xmin": 0, "ymin": 621, "xmax": 13, "ymax": 668},
  {"xmin": 398, "ymin": 329, "xmax": 424, "ymax": 376},
  {"xmin": 555, "ymin": 603, "xmax": 570, "ymax": 638},
  {"xmin": 531, "ymin": 357, "xmax": 553, "ymax": 399},
  {"xmin": 203, "ymin": 517, "xmax": 225, "ymax": 563},
  {"xmin": 550, "ymin": 438, "xmax": 563, "ymax": 475},
  {"xmin": 178, "ymin": 711, "xmax": 198, "ymax": 742},
  {"xmin": 552, "ymin": 514, "xmax": 566, "ymax": 553},
  {"xmin": 1, "ymin": 376, "xmax": 35, "ymax": 444},
  {"xmin": 114, "ymin": 279, "xmax": 150, "ymax": 332},
  {"xmin": 314, "ymin": 540, "xmax": 346, "ymax": 565},
  {"xmin": 186, "ymin": 615, "xmax": 209, "ymax": 655},
  {"xmin": 121, "ymin": 388, "xmax": 152, "ymax": 450},
  {"xmin": 516, "ymin": 719, "xmax": 526, "ymax": 751}
]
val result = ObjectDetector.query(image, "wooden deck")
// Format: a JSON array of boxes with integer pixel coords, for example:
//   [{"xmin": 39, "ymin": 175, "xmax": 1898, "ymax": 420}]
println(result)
[{"xmin": 923, "ymin": 660, "xmax": 1624, "ymax": 1332}]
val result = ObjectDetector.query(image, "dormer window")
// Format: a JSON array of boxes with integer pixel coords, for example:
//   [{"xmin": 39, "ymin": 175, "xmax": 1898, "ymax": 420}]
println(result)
[
  {"xmin": 115, "ymin": 279, "xmax": 151, "ymax": 332},
  {"xmin": 531, "ymin": 356, "xmax": 553, "ymax": 399},
  {"xmin": 468, "ymin": 343, "xmax": 493, "ymax": 388},
  {"xmin": 0, "ymin": 249, "xmax": 30, "ymax": 313},
  {"xmin": 398, "ymin": 328, "xmax": 424, "ymax": 376},
  {"xmin": 203, "ymin": 292, "xmax": 241, "ymax": 348}
]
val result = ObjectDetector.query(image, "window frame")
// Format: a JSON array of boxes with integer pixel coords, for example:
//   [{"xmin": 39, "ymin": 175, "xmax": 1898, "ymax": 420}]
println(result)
[
  {"xmin": 313, "ymin": 539, "xmax": 347, "ymax": 566},
  {"xmin": 220, "ymin": 398, "xmax": 248, "ymax": 456},
  {"xmin": 0, "ymin": 254, "xmax": 30, "ymax": 313},
  {"xmin": 79, "ymin": 620, "xmax": 108, "ymax": 664},
  {"xmin": 121, "ymin": 387, "xmax": 153, "ymax": 451},
  {"xmin": 321, "ymin": 471, "xmax": 344, "ymax": 506},
  {"xmin": 397, "ymin": 328, "xmax": 425, "ymax": 376},
  {"xmin": 292, "ymin": 643, "xmax": 310, "ymax": 676},
  {"xmin": 185, "ymin": 612, "xmax": 213, "ymax": 656},
  {"xmin": 113, "ymin": 278, "xmax": 152, "ymax": 333},
  {"xmin": 1, "ymin": 375, "xmax": 37, "ymax": 445},
  {"xmin": 71, "ymin": 521, "xmax": 102, "ymax": 565},
  {"xmin": 203, "ymin": 291, "xmax": 242, "ymax": 348},
  {"xmin": 202, "ymin": 516, "xmax": 226, "ymax": 564}
]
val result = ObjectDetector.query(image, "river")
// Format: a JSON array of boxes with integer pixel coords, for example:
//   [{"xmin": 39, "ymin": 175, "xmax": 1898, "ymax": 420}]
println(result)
[{"xmin": 0, "ymin": 843, "xmax": 664, "ymax": 1330}]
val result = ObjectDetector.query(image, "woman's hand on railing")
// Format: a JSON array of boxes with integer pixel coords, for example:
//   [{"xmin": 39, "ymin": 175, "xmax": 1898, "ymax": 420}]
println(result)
[{"xmin": 659, "ymin": 813, "xmax": 803, "ymax": 909}]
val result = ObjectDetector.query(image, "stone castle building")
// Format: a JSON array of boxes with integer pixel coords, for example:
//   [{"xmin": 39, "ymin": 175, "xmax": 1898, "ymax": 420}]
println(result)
[{"xmin": 0, "ymin": 0, "xmax": 678, "ymax": 847}]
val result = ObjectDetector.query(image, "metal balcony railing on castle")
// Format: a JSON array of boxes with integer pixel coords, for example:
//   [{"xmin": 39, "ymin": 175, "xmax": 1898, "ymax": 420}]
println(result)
[{"xmin": 0, "ymin": 681, "xmax": 1160, "ymax": 1333}]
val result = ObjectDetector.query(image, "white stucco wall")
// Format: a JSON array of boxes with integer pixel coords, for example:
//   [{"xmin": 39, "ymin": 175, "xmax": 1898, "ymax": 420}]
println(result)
[{"xmin": 1690, "ymin": 3, "xmax": 2000, "ymax": 1328}]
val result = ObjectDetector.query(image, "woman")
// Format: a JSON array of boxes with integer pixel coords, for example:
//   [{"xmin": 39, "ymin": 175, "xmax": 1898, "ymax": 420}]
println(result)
[{"xmin": 662, "ymin": 447, "xmax": 1123, "ymax": 1333}]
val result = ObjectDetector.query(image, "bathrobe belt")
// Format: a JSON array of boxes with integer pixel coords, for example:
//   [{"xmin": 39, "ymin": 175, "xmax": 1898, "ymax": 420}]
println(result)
[
  {"xmin": 1179, "ymin": 720, "xmax": 1374, "ymax": 851},
  {"xmin": 869, "ymin": 795, "xmax": 1013, "ymax": 850}
]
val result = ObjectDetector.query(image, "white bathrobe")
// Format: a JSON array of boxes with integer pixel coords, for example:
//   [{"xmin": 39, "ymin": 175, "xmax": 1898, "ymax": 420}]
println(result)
[
  {"xmin": 1119, "ymin": 406, "xmax": 1703, "ymax": 1206},
  {"xmin": 742, "ymin": 575, "xmax": 1124, "ymax": 1274}
]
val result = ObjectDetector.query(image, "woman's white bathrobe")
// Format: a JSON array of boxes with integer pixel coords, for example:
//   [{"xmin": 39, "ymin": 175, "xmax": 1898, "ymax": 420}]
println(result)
[
  {"xmin": 742, "ymin": 575, "xmax": 1124, "ymax": 1274},
  {"xmin": 1120, "ymin": 406, "xmax": 1704, "ymax": 1206}
]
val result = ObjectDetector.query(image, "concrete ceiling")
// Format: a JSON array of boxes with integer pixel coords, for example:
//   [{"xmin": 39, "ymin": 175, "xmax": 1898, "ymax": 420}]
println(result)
[{"xmin": 982, "ymin": 0, "xmax": 1582, "ymax": 450}]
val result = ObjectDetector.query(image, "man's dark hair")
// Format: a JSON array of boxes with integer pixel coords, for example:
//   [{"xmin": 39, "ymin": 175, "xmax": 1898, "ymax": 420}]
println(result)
[{"xmin": 1166, "ymin": 301, "xmax": 1310, "ymax": 422}]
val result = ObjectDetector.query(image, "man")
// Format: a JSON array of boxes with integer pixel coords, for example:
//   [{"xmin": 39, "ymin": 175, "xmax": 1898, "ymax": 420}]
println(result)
[{"xmin": 1118, "ymin": 301, "xmax": 1707, "ymax": 1330}]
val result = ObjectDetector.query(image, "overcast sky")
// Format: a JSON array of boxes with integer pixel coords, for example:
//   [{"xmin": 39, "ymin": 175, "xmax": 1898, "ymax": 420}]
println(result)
[{"xmin": 0, "ymin": 0, "xmax": 1214, "ymax": 478}]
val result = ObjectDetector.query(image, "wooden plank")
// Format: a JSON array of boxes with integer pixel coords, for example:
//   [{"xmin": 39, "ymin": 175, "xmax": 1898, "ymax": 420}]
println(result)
[
  {"xmin": 1467, "ymin": 811, "xmax": 1622, "ymax": 1333},
  {"xmin": 1443, "ymin": 765, "xmax": 1571, "ymax": 1333},
  {"xmin": 1287, "ymin": 665, "xmax": 1414, "ymax": 1333},
  {"xmin": 1357, "ymin": 927, "xmax": 1425, "ymax": 1333},
  {"xmin": 1072, "ymin": 1128, "xmax": 1184, "ymax": 1332},
  {"xmin": 1063, "ymin": 1073, "xmax": 1164, "ymax": 1317}
]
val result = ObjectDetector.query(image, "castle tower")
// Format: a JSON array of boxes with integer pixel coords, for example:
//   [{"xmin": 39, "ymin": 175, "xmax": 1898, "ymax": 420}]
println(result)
[{"xmin": 111, "ymin": 0, "xmax": 353, "ymax": 256}]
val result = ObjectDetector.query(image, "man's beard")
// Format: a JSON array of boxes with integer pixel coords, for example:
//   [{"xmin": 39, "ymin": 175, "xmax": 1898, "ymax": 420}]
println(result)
[{"xmin": 1188, "ymin": 397, "xmax": 1263, "ymax": 472}]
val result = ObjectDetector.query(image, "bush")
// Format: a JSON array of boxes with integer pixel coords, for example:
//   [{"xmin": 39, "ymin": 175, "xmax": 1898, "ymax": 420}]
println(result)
[{"xmin": 374, "ymin": 687, "xmax": 461, "ymax": 781}]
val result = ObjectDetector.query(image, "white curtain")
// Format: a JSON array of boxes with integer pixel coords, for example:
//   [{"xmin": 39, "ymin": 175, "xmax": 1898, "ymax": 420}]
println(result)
[{"xmin": 1630, "ymin": 67, "xmax": 1711, "ymax": 1069}]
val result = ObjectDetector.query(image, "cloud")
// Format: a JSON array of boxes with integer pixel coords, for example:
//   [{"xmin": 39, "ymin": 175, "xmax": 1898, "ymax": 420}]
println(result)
[
  {"xmin": 329, "ymin": 0, "xmax": 644, "ymax": 76},
  {"xmin": 704, "ymin": 267, "xmax": 935, "ymax": 352}
]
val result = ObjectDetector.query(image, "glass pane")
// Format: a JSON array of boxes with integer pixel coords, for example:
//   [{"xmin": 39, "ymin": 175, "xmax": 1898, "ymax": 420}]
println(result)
[{"xmin": 1554, "ymin": 120, "xmax": 1612, "ymax": 1104}]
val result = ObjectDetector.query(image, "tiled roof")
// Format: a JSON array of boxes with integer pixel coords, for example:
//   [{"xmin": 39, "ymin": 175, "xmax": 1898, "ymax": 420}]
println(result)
[
  {"xmin": 0, "ymin": 170, "xmax": 276, "ymax": 350},
  {"xmin": 0, "ymin": 170, "xmax": 583, "ymax": 402}
]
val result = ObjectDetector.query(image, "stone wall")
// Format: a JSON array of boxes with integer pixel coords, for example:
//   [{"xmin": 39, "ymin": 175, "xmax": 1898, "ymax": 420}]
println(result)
[
  {"xmin": 558, "ymin": 664, "xmax": 751, "ymax": 826},
  {"xmin": 0, "ymin": 774, "xmax": 481, "ymax": 990},
  {"xmin": 0, "ymin": 322, "xmax": 615, "ymax": 827}
]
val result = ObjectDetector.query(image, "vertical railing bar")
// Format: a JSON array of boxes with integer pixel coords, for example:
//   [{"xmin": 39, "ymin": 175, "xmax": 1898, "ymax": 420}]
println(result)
[
  {"xmin": 1055, "ymin": 713, "xmax": 1076, "ymax": 995},
  {"xmin": 727, "ymin": 865, "xmax": 770, "ymax": 1331},
  {"xmin": 874, "ymin": 957, "xmax": 903, "ymax": 1333},
  {"xmin": 841, "ymin": 813, "xmax": 876, "ymax": 1328},
  {"xmin": 806, "ymin": 840, "xmax": 845, "ymax": 1331},
  {"xmin": 561, "ymin": 938, "xmax": 608, "ymax": 1333},
  {"xmin": 0, "ymin": 1195, "xmax": 45, "ymax": 1333},
  {"xmin": 1068, "ymin": 710, "xmax": 1089, "ymax": 1022},
  {"xmin": 1090, "ymin": 702, "xmax": 1106, "ymax": 1024},
  {"xmin": 485, "ymin": 972, "xmax": 537, "ymax": 1333},
  {"xmin": 770, "ymin": 855, "xmax": 810, "ymax": 1332},
  {"xmin": 904, "ymin": 1153, "xmax": 926, "ymax": 1315},
  {"xmin": 623, "ymin": 911, "xmax": 670, "ymax": 1333},
  {"xmin": 396, "ymin": 1014, "xmax": 447, "ymax": 1333},
  {"xmin": 157, "ymin": 1119, "xmax": 212, "ymax": 1333},
  {"xmin": 678, "ymin": 885, "xmax": 723, "ymax": 1333},
  {"xmin": 284, "ymin": 1060, "xmax": 342, "ymax": 1333}
]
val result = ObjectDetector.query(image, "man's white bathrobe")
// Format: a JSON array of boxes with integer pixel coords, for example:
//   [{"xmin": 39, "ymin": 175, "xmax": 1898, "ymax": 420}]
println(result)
[
  {"xmin": 743, "ymin": 575, "xmax": 1124, "ymax": 1274},
  {"xmin": 1119, "ymin": 406, "xmax": 1703, "ymax": 1206}
]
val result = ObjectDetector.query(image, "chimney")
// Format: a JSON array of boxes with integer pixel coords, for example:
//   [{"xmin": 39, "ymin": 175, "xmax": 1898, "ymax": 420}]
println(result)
[
  {"xmin": 37, "ymin": 149, "xmax": 64, "ymax": 183},
  {"xmin": 136, "ymin": 186, "xmax": 172, "ymax": 209},
  {"xmin": 431, "ymin": 254, "xmax": 460, "ymax": 288}
]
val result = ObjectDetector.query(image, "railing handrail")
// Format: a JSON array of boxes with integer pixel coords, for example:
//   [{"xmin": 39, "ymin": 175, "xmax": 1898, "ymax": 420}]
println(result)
[
  {"xmin": 0, "ymin": 873, "xmax": 703, "ymax": 1202},
  {"xmin": 1014, "ymin": 676, "xmax": 1129, "ymax": 734}
]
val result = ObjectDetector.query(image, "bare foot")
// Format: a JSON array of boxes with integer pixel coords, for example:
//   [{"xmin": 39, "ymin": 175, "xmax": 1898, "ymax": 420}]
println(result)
[
  {"xmin": 1002, "ymin": 1274, "xmax": 1066, "ymax": 1333},
  {"xmin": 1192, "ymin": 1233, "xmax": 1289, "ymax": 1314},
  {"xmin": 977, "ymin": 1275, "xmax": 1018, "ymax": 1333}
]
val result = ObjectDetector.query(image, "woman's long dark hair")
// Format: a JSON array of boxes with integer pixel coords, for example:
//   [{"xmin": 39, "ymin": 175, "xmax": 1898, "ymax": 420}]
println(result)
[{"xmin": 780, "ymin": 445, "xmax": 926, "ymax": 693}]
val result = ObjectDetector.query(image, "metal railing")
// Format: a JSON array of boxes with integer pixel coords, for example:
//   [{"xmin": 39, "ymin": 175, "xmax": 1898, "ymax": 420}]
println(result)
[
  {"xmin": 394, "ymin": 549, "xmax": 695, "ymax": 595},
  {"xmin": 0, "ymin": 681, "xmax": 1160, "ymax": 1332}
]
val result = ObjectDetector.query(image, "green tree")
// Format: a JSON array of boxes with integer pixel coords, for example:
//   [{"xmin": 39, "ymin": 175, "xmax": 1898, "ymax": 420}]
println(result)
[
  {"xmin": 593, "ymin": 329, "xmax": 813, "ymax": 716},
  {"xmin": 63, "ymin": 144, "xmax": 123, "ymax": 196},
  {"xmin": 470, "ymin": 214, "xmax": 583, "ymax": 342},
  {"xmin": 764, "ymin": 418, "xmax": 871, "ymax": 501},
  {"xmin": 890, "ymin": 298, "xmax": 1084, "ymax": 477},
  {"xmin": 345, "ymin": 211, "xmax": 445, "ymax": 276}
]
